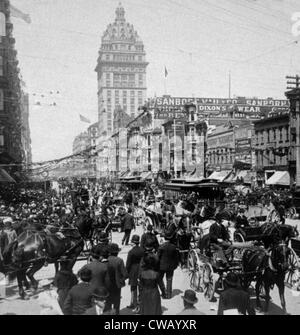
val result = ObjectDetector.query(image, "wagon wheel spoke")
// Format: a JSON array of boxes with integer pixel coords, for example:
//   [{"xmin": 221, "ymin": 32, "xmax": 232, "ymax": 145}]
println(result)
[{"xmin": 285, "ymin": 248, "xmax": 300, "ymax": 288}]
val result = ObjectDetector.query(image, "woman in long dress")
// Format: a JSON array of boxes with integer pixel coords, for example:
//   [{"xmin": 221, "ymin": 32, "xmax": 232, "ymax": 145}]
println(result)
[{"xmin": 139, "ymin": 254, "xmax": 162, "ymax": 315}]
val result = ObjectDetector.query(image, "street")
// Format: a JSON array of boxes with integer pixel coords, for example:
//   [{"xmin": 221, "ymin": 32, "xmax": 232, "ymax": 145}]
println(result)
[{"xmin": 1, "ymin": 224, "xmax": 300, "ymax": 315}]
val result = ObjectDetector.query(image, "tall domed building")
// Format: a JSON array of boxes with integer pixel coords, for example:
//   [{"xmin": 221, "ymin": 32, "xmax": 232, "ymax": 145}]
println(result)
[{"xmin": 95, "ymin": 3, "xmax": 148, "ymax": 139}]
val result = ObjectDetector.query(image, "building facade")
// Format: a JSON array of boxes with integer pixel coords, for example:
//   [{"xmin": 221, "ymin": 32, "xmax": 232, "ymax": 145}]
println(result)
[
  {"xmin": 20, "ymin": 91, "xmax": 32, "ymax": 165},
  {"xmin": 253, "ymin": 113, "xmax": 296, "ymax": 185},
  {"xmin": 0, "ymin": 1, "xmax": 30, "ymax": 180},
  {"xmin": 95, "ymin": 3, "xmax": 148, "ymax": 140}
]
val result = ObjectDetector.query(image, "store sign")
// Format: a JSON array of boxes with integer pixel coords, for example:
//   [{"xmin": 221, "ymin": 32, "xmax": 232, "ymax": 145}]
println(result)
[
  {"xmin": 235, "ymin": 139, "xmax": 251, "ymax": 153},
  {"xmin": 151, "ymin": 96, "xmax": 289, "ymax": 119}
]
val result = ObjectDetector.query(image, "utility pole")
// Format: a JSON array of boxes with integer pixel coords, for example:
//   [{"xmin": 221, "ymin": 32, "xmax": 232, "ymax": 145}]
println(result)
[
  {"xmin": 285, "ymin": 75, "xmax": 300, "ymax": 191},
  {"xmin": 229, "ymin": 71, "xmax": 231, "ymax": 99}
]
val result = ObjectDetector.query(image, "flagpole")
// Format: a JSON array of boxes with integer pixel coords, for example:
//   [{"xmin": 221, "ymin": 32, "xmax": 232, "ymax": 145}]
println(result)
[{"xmin": 164, "ymin": 77, "xmax": 167, "ymax": 95}]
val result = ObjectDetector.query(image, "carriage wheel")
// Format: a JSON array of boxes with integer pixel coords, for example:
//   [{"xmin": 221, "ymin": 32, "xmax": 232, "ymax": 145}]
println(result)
[
  {"xmin": 285, "ymin": 248, "xmax": 300, "ymax": 289},
  {"xmin": 234, "ymin": 233, "xmax": 245, "ymax": 243},
  {"xmin": 202, "ymin": 263, "xmax": 215, "ymax": 301},
  {"xmin": 187, "ymin": 251, "xmax": 203, "ymax": 292}
]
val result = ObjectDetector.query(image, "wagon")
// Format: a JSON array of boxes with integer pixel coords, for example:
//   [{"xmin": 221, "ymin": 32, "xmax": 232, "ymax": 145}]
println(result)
[{"xmin": 187, "ymin": 241, "xmax": 244, "ymax": 302}]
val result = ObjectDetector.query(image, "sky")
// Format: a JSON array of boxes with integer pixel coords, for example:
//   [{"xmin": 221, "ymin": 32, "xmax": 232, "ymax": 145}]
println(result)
[{"xmin": 9, "ymin": 0, "xmax": 300, "ymax": 162}]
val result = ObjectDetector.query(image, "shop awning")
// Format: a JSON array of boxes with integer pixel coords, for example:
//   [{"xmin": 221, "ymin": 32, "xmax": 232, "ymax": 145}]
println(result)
[
  {"xmin": 140, "ymin": 172, "xmax": 152, "ymax": 180},
  {"xmin": 0, "ymin": 169, "xmax": 16, "ymax": 183},
  {"xmin": 266, "ymin": 171, "xmax": 290, "ymax": 186},
  {"xmin": 208, "ymin": 170, "xmax": 232, "ymax": 182}
]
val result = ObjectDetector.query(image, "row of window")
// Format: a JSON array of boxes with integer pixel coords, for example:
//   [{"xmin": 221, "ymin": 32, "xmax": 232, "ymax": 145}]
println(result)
[
  {"xmin": 255, "ymin": 126, "xmax": 289, "ymax": 145},
  {"xmin": 105, "ymin": 54, "xmax": 143, "ymax": 62},
  {"xmin": 102, "ymin": 44, "xmax": 144, "ymax": 52}
]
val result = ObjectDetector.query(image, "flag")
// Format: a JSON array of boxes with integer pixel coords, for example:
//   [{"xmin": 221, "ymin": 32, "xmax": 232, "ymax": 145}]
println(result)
[
  {"xmin": 10, "ymin": 5, "xmax": 31, "ymax": 24},
  {"xmin": 164, "ymin": 66, "xmax": 168, "ymax": 78},
  {"xmin": 79, "ymin": 114, "xmax": 91, "ymax": 123}
]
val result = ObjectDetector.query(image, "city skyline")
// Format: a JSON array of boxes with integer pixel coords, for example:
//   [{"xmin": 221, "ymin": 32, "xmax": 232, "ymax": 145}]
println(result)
[{"xmin": 9, "ymin": 0, "xmax": 300, "ymax": 162}]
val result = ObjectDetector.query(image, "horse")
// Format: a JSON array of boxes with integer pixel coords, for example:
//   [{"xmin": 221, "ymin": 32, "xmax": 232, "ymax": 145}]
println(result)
[
  {"xmin": 0, "ymin": 227, "xmax": 84, "ymax": 300},
  {"xmin": 241, "ymin": 241, "xmax": 290, "ymax": 314}
]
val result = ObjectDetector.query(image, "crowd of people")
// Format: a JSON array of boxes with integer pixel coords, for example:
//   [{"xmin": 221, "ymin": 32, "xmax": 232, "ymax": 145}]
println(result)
[{"xmin": 0, "ymin": 177, "xmax": 297, "ymax": 315}]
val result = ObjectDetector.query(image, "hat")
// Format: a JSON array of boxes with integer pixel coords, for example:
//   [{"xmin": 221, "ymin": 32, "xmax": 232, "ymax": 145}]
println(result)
[
  {"xmin": 99, "ymin": 231, "xmax": 109, "ymax": 242},
  {"xmin": 92, "ymin": 287, "xmax": 109, "ymax": 301},
  {"xmin": 164, "ymin": 231, "xmax": 175, "ymax": 240},
  {"xmin": 147, "ymin": 224, "xmax": 153, "ymax": 231},
  {"xmin": 78, "ymin": 268, "xmax": 92, "ymax": 282},
  {"xmin": 144, "ymin": 244, "xmax": 155, "ymax": 252},
  {"xmin": 182, "ymin": 290, "xmax": 198, "ymax": 305},
  {"xmin": 131, "ymin": 235, "xmax": 140, "ymax": 244},
  {"xmin": 215, "ymin": 210, "xmax": 231, "ymax": 222},
  {"xmin": 109, "ymin": 243, "xmax": 121, "ymax": 254},
  {"xmin": 224, "ymin": 272, "xmax": 239, "ymax": 287},
  {"xmin": 3, "ymin": 217, "xmax": 13, "ymax": 225}
]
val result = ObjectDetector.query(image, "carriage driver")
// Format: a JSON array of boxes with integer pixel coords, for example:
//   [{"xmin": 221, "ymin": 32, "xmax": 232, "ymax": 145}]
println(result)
[{"xmin": 209, "ymin": 212, "xmax": 232, "ymax": 270}]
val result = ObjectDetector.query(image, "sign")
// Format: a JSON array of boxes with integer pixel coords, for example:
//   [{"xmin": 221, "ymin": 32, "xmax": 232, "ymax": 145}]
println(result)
[
  {"xmin": 151, "ymin": 96, "xmax": 290, "ymax": 120},
  {"xmin": 235, "ymin": 139, "xmax": 251, "ymax": 153}
]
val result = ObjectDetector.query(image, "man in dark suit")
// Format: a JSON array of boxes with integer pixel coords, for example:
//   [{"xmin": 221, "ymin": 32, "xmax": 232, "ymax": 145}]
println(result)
[
  {"xmin": 157, "ymin": 232, "xmax": 180, "ymax": 299},
  {"xmin": 235, "ymin": 208, "xmax": 249, "ymax": 229},
  {"xmin": 209, "ymin": 212, "xmax": 231, "ymax": 269},
  {"xmin": 126, "ymin": 235, "xmax": 144, "ymax": 310},
  {"xmin": 121, "ymin": 207, "xmax": 135, "ymax": 246},
  {"xmin": 79, "ymin": 246, "xmax": 109, "ymax": 293},
  {"xmin": 218, "ymin": 272, "xmax": 255, "ymax": 315},
  {"xmin": 63, "ymin": 268, "xmax": 93, "ymax": 315},
  {"xmin": 83, "ymin": 287, "xmax": 114, "ymax": 315},
  {"xmin": 105, "ymin": 243, "xmax": 128, "ymax": 315}
]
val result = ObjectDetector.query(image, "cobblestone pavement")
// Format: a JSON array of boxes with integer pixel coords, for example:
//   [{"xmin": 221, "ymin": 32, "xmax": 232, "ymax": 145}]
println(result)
[{"xmin": 1, "ymin": 224, "xmax": 300, "ymax": 315}]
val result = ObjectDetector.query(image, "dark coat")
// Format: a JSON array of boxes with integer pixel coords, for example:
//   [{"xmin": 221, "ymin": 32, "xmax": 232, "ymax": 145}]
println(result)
[
  {"xmin": 63, "ymin": 282, "xmax": 93, "ymax": 315},
  {"xmin": 121, "ymin": 213, "xmax": 135, "ymax": 231},
  {"xmin": 80, "ymin": 260, "xmax": 109, "ymax": 292},
  {"xmin": 209, "ymin": 222, "xmax": 230, "ymax": 244},
  {"xmin": 53, "ymin": 270, "xmax": 78, "ymax": 310},
  {"xmin": 235, "ymin": 215, "xmax": 249, "ymax": 229},
  {"xmin": 217, "ymin": 288, "xmax": 254, "ymax": 315},
  {"xmin": 126, "ymin": 245, "xmax": 144, "ymax": 286},
  {"xmin": 139, "ymin": 269, "xmax": 162, "ymax": 315},
  {"xmin": 140, "ymin": 232, "xmax": 159, "ymax": 252},
  {"xmin": 157, "ymin": 241, "xmax": 179, "ymax": 272},
  {"xmin": 107, "ymin": 255, "xmax": 128, "ymax": 290}
]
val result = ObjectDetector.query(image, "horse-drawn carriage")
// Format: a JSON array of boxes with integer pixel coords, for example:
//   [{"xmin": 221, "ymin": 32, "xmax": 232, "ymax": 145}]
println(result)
[{"xmin": 187, "ymin": 217, "xmax": 300, "ymax": 313}]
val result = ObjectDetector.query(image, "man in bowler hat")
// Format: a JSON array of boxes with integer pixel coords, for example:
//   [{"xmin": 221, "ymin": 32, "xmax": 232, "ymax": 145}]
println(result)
[
  {"xmin": 157, "ymin": 231, "xmax": 180, "ymax": 299},
  {"xmin": 177, "ymin": 290, "xmax": 205, "ymax": 315},
  {"xmin": 105, "ymin": 243, "xmax": 128, "ymax": 315},
  {"xmin": 126, "ymin": 234, "xmax": 144, "ymax": 310}
]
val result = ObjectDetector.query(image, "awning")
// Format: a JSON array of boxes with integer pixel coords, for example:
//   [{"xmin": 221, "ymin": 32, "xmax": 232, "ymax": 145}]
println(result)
[
  {"xmin": 266, "ymin": 171, "xmax": 290, "ymax": 186},
  {"xmin": 140, "ymin": 172, "xmax": 152, "ymax": 180},
  {"xmin": 0, "ymin": 169, "xmax": 16, "ymax": 183},
  {"xmin": 223, "ymin": 171, "xmax": 235, "ymax": 183},
  {"xmin": 208, "ymin": 170, "xmax": 232, "ymax": 182}
]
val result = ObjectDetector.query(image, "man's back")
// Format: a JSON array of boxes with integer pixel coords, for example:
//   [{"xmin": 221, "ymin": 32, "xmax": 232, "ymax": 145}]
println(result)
[
  {"xmin": 107, "ymin": 256, "xmax": 127, "ymax": 289},
  {"xmin": 63, "ymin": 282, "xmax": 93, "ymax": 315},
  {"xmin": 217, "ymin": 288, "xmax": 252, "ymax": 315},
  {"xmin": 81, "ymin": 261, "xmax": 108, "ymax": 292},
  {"xmin": 158, "ymin": 242, "xmax": 179, "ymax": 272}
]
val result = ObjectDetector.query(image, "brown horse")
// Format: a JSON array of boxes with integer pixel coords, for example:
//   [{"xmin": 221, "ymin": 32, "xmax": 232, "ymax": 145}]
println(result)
[{"xmin": 0, "ymin": 228, "xmax": 84, "ymax": 299}]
